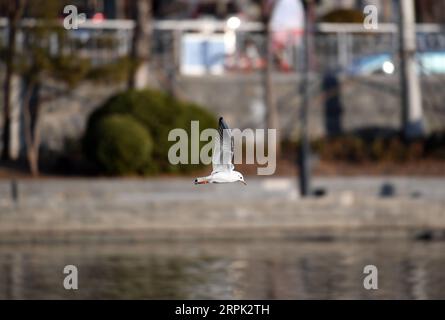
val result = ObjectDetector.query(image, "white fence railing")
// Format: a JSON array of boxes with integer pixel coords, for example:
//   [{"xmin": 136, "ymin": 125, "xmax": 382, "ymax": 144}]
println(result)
[{"xmin": 1, "ymin": 19, "xmax": 444, "ymax": 74}]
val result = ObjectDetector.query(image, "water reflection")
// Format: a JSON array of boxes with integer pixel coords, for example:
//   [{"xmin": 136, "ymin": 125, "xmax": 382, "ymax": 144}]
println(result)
[{"xmin": 0, "ymin": 240, "xmax": 444, "ymax": 299}]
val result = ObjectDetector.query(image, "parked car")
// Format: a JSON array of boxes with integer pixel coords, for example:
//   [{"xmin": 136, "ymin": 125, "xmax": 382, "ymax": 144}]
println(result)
[{"xmin": 345, "ymin": 51, "xmax": 445, "ymax": 75}]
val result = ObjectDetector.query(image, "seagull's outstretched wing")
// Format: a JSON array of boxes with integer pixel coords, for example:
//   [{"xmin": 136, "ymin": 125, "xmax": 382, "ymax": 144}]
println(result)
[{"xmin": 212, "ymin": 117, "xmax": 234, "ymax": 173}]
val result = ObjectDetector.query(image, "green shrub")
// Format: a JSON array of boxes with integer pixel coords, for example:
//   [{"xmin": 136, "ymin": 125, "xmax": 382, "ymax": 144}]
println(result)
[
  {"xmin": 308, "ymin": 133, "xmax": 445, "ymax": 163},
  {"xmin": 170, "ymin": 101, "xmax": 216, "ymax": 173},
  {"xmin": 51, "ymin": 56, "xmax": 91, "ymax": 88},
  {"xmin": 84, "ymin": 89, "xmax": 216, "ymax": 175},
  {"xmin": 314, "ymin": 135, "xmax": 367, "ymax": 163},
  {"xmin": 87, "ymin": 114, "xmax": 153, "ymax": 175}
]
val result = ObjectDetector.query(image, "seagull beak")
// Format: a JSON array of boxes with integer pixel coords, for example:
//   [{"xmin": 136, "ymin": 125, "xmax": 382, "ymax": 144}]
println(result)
[
  {"xmin": 241, "ymin": 180, "xmax": 247, "ymax": 186},
  {"xmin": 194, "ymin": 178, "xmax": 208, "ymax": 185}
]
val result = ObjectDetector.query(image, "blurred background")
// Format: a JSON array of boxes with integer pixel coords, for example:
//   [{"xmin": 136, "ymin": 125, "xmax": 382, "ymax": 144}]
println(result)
[{"xmin": 0, "ymin": 0, "xmax": 444, "ymax": 299}]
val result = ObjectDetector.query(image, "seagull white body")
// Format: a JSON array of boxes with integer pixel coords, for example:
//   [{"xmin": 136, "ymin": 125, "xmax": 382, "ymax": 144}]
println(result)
[
  {"xmin": 195, "ymin": 170, "xmax": 245, "ymax": 184},
  {"xmin": 194, "ymin": 117, "xmax": 246, "ymax": 185}
]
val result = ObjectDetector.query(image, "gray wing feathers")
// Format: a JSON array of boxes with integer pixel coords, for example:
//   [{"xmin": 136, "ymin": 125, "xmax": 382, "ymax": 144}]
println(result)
[{"xmin": 212, "ymin": 117, "xmax": 234, "ymax": 172}]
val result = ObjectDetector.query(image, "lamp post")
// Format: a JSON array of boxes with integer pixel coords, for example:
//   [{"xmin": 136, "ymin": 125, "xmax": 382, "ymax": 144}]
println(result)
[
  {"xmin": 225, "ymin": 16, "xmax": 241, "ymax": 58},
  {"xmin": 397, "ymin": 0, "xmax": 424, "ymax": 139},
  {"xmin": 298, "ymin": 0, "xmax": 314, "ymax": 197}
]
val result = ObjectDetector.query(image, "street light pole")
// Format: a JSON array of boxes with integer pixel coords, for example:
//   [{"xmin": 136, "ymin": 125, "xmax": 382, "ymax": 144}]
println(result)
[
  {"xmin": 262, "ymin": 0, "xmax": 280, "ymax": 157},
  {"xmin": 298, "ymin": 0, "xmax": 314, "ymax": 197},
  {"xmin": 398, "ymin": 0, "xmax": 423, "ymax": 139}
]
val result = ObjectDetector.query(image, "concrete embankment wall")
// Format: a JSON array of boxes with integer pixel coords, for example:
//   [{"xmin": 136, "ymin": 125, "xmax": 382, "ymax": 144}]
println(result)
[
  {"xmin": 0, "ymin": 177, "xmax": 444, "ymax": 242},
  {"xmin": 2, "ymin": 74, "xmax": 445, "ymax": 155},
  {"xmin": 177, "ymin": 74, "xmax": 445, "ymax": 139}
]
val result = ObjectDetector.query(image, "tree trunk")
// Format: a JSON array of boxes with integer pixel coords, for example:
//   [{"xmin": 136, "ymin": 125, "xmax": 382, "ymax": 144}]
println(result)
[
  {"xmin": 2, "ymin": 0, "xmax": 25, "ymax": 161},
  {"xmin": 128, "ymin": 0, "xmax": 152, "ymax": 89},
  {"xmin": 27, "ymin": 143, "xmax": 39, "ymax": 177},
  {"xmin": 264, "ymin": 25, "xmax": 280, "ymax": 157},
  {"xmin": 22, "ymin": 79, "xmax": 40, "ymax": 177}
]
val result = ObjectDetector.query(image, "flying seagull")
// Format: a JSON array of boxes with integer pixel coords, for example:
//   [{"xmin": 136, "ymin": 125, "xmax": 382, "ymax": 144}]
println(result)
[{"xmin": 194, "ymin": 117, "xmax": 246, "ymax": 185}]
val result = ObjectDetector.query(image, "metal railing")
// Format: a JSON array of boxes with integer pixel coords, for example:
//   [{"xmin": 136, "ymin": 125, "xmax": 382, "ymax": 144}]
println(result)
[{"xmin": 0, "ymin": 18, "xmax": 444, "ymax": 74}]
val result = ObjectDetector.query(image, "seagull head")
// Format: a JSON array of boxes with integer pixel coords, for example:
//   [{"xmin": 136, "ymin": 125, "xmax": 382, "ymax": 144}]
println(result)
[{"xmin": 235, "ymin": 172, "xmax": 247, "ymax": 185}]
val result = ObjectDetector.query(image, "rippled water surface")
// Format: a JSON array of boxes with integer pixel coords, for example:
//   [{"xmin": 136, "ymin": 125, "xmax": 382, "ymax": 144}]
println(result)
[{"xmin": 0, "ymin": 240, "xmax": 444, "ymax": 299}]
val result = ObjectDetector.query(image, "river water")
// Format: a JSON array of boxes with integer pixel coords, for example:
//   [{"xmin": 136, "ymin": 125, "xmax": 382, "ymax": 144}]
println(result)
[{"xmin": 0, "ymin": 240, "xmax": 444, "ymax": 299}]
